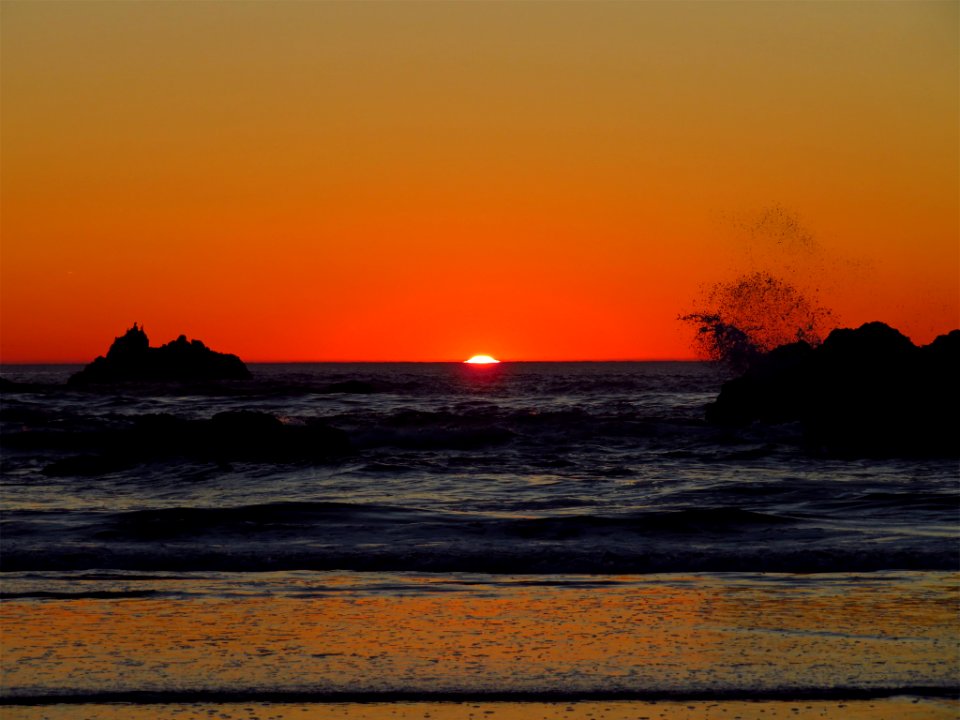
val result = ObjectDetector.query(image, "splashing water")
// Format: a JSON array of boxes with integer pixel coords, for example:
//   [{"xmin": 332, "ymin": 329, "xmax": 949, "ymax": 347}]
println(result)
[
  {"xmin": 682, "ymin": 206, "xmax": 836, "ymax": 370},
  {"xmin": 680, "ymin": 271, "xmax": 835, "ymax": 370}
]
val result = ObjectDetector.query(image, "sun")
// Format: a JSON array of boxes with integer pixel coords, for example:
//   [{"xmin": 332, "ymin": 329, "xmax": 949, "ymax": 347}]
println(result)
[{"xmin": 464, "ymin": 355, "xmax": 500, "ymax": 364}]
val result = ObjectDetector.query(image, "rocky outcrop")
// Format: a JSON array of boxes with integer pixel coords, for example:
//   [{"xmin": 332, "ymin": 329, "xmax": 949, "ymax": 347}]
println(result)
[
  {"xmin": 707, "ymin": 322, "xmax": 960, "ymax": 456},
  {"xmin": 68, "ymin": 325, "xmax": 250, "ymax": 386}
]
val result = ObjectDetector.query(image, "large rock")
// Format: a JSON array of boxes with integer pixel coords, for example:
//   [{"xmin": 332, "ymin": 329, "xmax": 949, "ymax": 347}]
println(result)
[
  {"xmin": 707, "ymin": 322, "xmax": 960, "ymax": 456},
  {"xmin": 68, "ymin": 324, "xmax": 250, "ymax": 386}
]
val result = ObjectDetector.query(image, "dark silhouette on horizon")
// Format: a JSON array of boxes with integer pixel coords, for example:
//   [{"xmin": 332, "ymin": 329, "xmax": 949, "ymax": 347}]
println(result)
[
  {"xmin": 68, "ymin": 324, "xmax": 250, "ymax": 386},
  {"xmin": 707, "ymin": 321, "xmax": 960, "ymax": 456}
]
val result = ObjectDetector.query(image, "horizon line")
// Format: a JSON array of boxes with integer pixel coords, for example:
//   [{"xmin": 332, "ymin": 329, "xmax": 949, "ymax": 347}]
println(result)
[{"xmin": 0, "ymin": 357, "xmax": 705, "ymax": 366}]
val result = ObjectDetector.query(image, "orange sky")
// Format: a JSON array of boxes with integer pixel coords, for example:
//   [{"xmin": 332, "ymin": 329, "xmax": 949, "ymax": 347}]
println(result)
[{"xmin": 2, "ymin": 1, "xmax": 957, "ymax": 362}]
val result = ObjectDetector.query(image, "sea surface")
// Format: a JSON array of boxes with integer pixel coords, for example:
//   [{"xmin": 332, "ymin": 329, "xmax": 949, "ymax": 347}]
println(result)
[{"xmin": 1, "ymin": 362, "xmax": 958, "ymax": 714}]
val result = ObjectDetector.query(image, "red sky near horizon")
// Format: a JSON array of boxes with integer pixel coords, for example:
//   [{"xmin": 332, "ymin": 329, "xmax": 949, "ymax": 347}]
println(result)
[{"xmin": 2, "ymin": 1, "xmax": 957, "ymax": 362}]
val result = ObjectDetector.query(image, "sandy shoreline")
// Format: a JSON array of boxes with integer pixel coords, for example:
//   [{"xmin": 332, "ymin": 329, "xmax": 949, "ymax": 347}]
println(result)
[
  {"xmin": 2, "ymin": 572, "xmax": 956, "ymax": 704},
  {"xmin": 3, "ymin": 699, "xmax": 958, "ymax": 720}
]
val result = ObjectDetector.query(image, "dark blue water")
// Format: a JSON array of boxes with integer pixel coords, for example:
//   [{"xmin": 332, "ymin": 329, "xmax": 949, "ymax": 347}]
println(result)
[{"xmin": 1, "ymin": 362, "xmax": 957, "ymax": 575}]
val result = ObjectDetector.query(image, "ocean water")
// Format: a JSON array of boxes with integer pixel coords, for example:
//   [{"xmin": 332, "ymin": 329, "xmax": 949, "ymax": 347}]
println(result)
[
  {"xmin": 2, "ymin": 362, "xmax": 956, "ymax": 575},
  {"xmin": 1, "ymin": 362, "xmax": 958, "ymax": 709}
]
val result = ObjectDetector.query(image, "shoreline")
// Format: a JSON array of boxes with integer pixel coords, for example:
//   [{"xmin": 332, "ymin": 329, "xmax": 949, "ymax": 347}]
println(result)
[
  {"xmin": 4, "ymin": 688, "xmax": 960, "ymax": 704},
  {"xmin": 3, "ymin": 571, "xmax": 956, "ymax": 703},
  {"xmin": 3, "ymin": 698, "xmax": 958, "ymax": 720}
]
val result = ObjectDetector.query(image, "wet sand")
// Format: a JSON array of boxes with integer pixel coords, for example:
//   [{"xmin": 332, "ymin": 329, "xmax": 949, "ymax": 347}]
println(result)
[
  {"xmin": 3, "ymin": 697, "xmax": 960, "ymax": 720},
  {"xmin": 2, "ymin": 699, "xmax": 958, "ymax": 720},
  {"xmin": 1, "ymin": 572, "xmax": 957, "ymax": 717}
]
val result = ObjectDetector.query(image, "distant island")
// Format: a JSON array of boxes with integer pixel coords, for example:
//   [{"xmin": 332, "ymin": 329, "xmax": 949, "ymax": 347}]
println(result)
[
  {"xmin": 68, "ymin": 324, "xmax": 250, "ymax": 386},
  {"xmin": 707, "ymin": 321, "xmax": 959, "ymax": 456}
]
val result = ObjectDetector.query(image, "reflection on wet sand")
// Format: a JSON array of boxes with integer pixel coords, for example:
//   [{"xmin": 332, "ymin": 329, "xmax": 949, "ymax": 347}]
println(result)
[
  {"xmin": 3, "ymin": 699, "xmax": 959, "ymax": 720},
  {"xmin": 2, "ymin": 572, "xmax": 956, "ymax": 699}
]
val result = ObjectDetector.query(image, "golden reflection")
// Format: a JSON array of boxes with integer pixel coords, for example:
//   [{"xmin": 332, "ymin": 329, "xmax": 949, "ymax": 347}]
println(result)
[
  {"xmin": 3, "ymin": 699, "xmax": 959, "ymax": 720},
  {"xmin": 2, "ymin": 574, "xmax": 956, "ymax": 696}
]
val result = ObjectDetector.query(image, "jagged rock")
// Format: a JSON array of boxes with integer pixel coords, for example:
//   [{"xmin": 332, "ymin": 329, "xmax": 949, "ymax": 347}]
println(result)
[
  {"xmin": 68, "ymin": 324, "xmax": 250, "ymax": 386},
  {"xmin": 707, "ymin": 322, "xmax": 960, "ymax": 456}
]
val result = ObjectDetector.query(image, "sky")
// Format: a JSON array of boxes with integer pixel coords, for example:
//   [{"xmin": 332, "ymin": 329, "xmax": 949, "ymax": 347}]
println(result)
[{"xmin": 2, "ymin": 0, "xmax": 957, "ymax": 362}]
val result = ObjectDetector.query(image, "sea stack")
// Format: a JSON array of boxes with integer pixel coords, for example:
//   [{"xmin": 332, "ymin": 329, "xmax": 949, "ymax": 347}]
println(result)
[
  {"xmin": 67, "ymin": 324, "xmax": 251, "ymax": 386},
  {"xmin": 706, "ymin": 322, "xmax": 960, "ymax": 456}
]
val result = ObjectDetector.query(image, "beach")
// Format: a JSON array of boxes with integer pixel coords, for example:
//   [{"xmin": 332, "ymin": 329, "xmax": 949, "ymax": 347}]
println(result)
[
  {"xmin": 5, "ymin": 0, "xmax": 958, "ymax": 715},
  {"xmin": 2, "ymin": 571, "xmax": 957, "ymax": 717},
  {"xmin": 1, "ymin": 363, "xmax": 957, "ymax": 717},
  {"xmin": 3, "ymin": 699, "xmax": 958, "ymax": 720}
]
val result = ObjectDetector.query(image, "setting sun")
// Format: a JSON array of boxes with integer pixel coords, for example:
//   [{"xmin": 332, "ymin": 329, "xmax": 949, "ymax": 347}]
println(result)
[{"xmin": 464, "ymin": 355, "xmax": 500, "ymax": 364}]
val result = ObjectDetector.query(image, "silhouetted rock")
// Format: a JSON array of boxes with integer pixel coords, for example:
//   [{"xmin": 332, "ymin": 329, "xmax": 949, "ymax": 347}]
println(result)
[
  {"xmin": 106, "ymin": 323, "xmax": 149, "ymax": 360},
  {"xmin": 923, "ymin": 329, "xmax": 960, "ymax": 366},
  {"xmin": 706, "ymin": 341, "xmax": 816, "ymax": 425},
  {"xmin": 68, "ymin": 325, "xmax": 250, "ymax": 386},
  {"xmin": 707, "ymin": 322, "xmax": 960, "ymax": 456}
]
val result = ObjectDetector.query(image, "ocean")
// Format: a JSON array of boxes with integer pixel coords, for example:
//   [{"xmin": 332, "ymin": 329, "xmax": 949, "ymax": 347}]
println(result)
[{"xmin": 1, "ymin": 362, "xmax": 957, "ymax": 718}]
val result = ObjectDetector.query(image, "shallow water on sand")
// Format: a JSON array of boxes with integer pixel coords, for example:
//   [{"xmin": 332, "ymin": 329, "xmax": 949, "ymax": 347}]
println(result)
[
  {"xmin": 2, "ymin": 571, "xmax": 956, "ymax": 698},
  {"xmin": 4, "ymin": 698, "xmax": 959, "ymax": 720}
]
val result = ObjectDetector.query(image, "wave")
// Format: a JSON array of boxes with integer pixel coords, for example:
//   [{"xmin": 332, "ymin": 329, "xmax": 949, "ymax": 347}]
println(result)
[
  {"xmin": 2, "ymin": 401, "xmax": 695, "ymax": 461},
  {"xmin": 2, "ymin": 363, "xmax": 956, "ymax": 578},
  {"xmin": 821, "ymin": 492, "xmax": 960, "ymax": 513},
  {"xmin": 2, "ymin": 501, "xmax": 954, "ymax": 574}
]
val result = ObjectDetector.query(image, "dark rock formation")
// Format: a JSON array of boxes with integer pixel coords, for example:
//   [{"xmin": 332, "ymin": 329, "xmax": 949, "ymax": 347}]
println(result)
[
  {"xmin": 707, "ymin": 322, "xmax": 960, "ymax": 456},
  {"xmin": 68, "ymin": 325, "xmax": 250, "ymax": 386}
]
